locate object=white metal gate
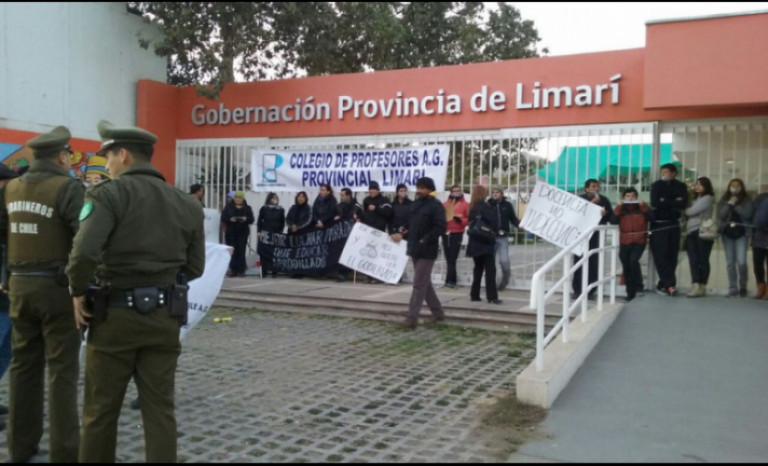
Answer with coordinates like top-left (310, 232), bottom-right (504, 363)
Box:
top-left (175, 118), bottom-right (768, 293)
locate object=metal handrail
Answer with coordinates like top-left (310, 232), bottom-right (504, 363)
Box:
top-left (530, 224), bottom-right (620, 372)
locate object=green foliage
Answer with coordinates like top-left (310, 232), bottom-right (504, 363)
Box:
top-left (129, 2), bottom-right (544, 98)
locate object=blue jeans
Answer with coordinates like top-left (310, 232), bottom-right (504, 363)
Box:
top-left (495, 237), bottom-right (511, 290)
top-left (0, 295), bottom-right (12, 380)
top-left (722, 235), bottom-right (748, 293)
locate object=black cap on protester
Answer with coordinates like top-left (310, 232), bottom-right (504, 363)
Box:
top-left (0, 165), bottom-right (19, 180)
top-left (395, 183), bottom-right (407, 192)
top-left (369, 181), bottom-right (380, 191)
top-left (416, 177), bottom-right (436, 192)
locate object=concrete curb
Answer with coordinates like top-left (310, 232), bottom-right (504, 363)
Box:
top-left (515, 302), bottom-right (625, 408)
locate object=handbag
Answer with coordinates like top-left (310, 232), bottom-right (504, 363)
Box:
top-left (722, 208), bottom-right (746, 240)
top-left (698, 204), bottom-right (718, 241)
top-left (698, 217), bottom-right (718, 241)
top-left (468, 215), bottom-right (496, 243)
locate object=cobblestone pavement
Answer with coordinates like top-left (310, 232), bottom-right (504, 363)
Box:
top-left (0, 308), bottom-right (537, 463)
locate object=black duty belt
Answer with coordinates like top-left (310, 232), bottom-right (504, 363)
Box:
top-left (108, 287), bottom-right (168, 310)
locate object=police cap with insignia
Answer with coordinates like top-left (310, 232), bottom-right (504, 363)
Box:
top-left (96, 120), bottom-right (158, 156)
top-left (26, 126), bottom-right (73, 156)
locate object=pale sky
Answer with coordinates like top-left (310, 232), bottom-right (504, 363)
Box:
top-left (509, 2), bottom-right (768, 56)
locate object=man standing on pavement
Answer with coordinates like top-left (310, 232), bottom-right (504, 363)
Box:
top-left (488, 186), bottom-right (520, 291)
top-left (190, 183), bottom-right (205, 207)
top-left (390, 177), bottom-right (447, 329)
top-left (572, 179), bottom-right (614, 300)
top-left (67, 120), bottom-right (205, 463)
top-left (649, 163), bottom-right (688, 296)
top-left (361, 181), bottom-right (393, 284)
top-left (442, 185), bottom-right (468, 289)
top-left (1, 126), bottom-right (84, 462)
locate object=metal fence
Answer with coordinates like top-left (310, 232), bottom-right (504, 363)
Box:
top-left (175, 117), bottom-right (768, 294)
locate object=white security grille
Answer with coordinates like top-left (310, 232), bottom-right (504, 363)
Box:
top-left (175, 118), bottom-right (768, 292)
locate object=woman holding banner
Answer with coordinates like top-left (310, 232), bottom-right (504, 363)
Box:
top-left (312, 184), bottom-right (338, 229)
top-left (466, 185), bottom-right (502, 304)
top-left (287, 191), bottom-right (313, 278)
top-left (222, 191), bottom-right (255, 277)
top-left (257, 192), bottom-right (285, 277)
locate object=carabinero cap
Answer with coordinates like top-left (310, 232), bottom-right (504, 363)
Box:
top-left (96, 120), bottom-right (157, 155)
top-left (26, 126), bottom-right (72, 153)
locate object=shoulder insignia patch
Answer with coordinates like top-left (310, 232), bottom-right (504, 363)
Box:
top-left (79, 201), bottom-right (94, 222)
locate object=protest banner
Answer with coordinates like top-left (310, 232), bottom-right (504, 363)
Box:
top-left (180, 242), bottom-right (233, 340)
top-left (257, 220), bottom-right (354, 276)
top-left (338, 222), bottom-right (408, 284)
top-left (251, 146), bottom-right (449, 192)
top-left (203, 208), bottom-right (221, 244)
top-left (519, 181), bottom-right (604, 256)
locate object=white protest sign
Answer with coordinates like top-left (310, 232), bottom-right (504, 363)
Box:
top-left (203, 208), bottom-right (221, 244)
top-left (519, 182), bottom-right (604, 256)
top-left (251, 146), bottom-right (449, 192)
top-left (180, 242), bottom-right (233, 340)
top-left (339, 222), bottom-right (408, 284)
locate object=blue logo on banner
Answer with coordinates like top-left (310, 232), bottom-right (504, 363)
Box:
top-left (263, 154), bottom-right (283, 183)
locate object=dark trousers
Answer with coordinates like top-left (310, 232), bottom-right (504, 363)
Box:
top-left (8, 278), bottom-right (80, 463)
top-left (407, 258), bottom-right (444, 322)
top-left (650, 222), bottom-right (681, 289)
top-left (572, 234), bottom-right (600, 297)
top-left (442, 232), bottom-right (464, 285)
top-left (471, 254), bottom-right (498, 301)
top-left (619, 243), bottom-right (646, 299)
top-left (753, 247), bottom-right (768, 283)
top-left (229, 232), bottom-right (249, 274)
top-left (686, 231), bottom-right (714, 284)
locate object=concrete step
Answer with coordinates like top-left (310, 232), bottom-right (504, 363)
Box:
top-left (215, 288), bottom-right (561, 332)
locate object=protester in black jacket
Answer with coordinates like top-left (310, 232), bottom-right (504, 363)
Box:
top-left (361, 181), bottom-right (393, 232)
top-left (572, 179), bottom-right (614, 300)
top-left (221, 191), bottom-right (255, 277)
top-left (389, 183), bottom-right (413, 234)
top-left (334, 188), bottom-right (362, 282)
top-left (286, 192), bottom-right (312, 279)
top-left (360, 181), bottom-right (394, 284)
top-left (467, 185), bottom-right (502, 304)
top-left (312, 184), bottom-right (338, 229)
top-left (390, 177), bottom-right (446, 329)
top-left (488, 187), bottom-right (521, 291)
top-left (335, 188), bottom-right (362, 222)
top-left (649, 163), bottom-right (688, 296)
top-left (257, 192), bottom-right (285, 277)
top-left (286, 192), bottom-right (313, 235)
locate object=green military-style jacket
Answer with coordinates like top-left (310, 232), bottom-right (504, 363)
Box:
top-left (0, 159), bottom-right (84, 273)
top-left (66, 161), bottom-right (205, 295)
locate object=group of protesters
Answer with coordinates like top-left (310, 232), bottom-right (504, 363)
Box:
top-left (583, 162), bottom-right (768, 302)
top-left (219, 181), bottom-right (524, 297)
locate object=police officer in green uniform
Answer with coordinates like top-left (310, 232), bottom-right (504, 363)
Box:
top-left (0, 126), bottom-right (84, 462)
top-left (67, 120), bottom-right (205, 463)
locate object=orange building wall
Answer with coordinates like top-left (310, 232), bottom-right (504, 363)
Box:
top-left (136, 80), bottom-right (180, 185)
top-left (136, 13), bottom-right (768, 183)
top-left (644, 12), bottom-right (768, 109)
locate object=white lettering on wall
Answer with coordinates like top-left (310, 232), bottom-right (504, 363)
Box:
top-left (191, 74), bottom-right (623, 125)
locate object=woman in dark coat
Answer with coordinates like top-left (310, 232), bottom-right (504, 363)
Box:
top-left (286, 191), bottom-right (312, 278)
top-left (312, 184), bottom-right (338, 229)
top-left (466, 185), bottom-right (502, 304)
top-left (221, 191), bottom-right (255, 277)
top-left (257, 192), bottom-right (285, 277)
top-left (286, 191), bottom-right (313, 235)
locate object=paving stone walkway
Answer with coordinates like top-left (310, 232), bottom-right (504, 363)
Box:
top-left (0, 308), bottom-right (536, 463)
